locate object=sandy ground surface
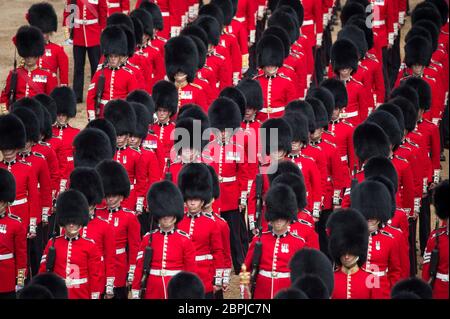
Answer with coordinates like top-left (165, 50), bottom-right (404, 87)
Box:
top-left (0, 0), bottom-right (447, 298)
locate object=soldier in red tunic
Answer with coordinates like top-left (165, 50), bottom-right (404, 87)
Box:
top-left (0, 169), bottom-right (27, 299)
top-left (95, 160), bottom-right (141, 299)
top-left (131, 181), bottom-right (197, 299)
top-left (0, 26), bottom-right (57, 109)
top-left (177, 163), bottom-right (225, 298)
top-left (328, 208), bottom-right (374, 299)
top-left (106, 0), bottom-right (130, 16)
top-left (244, 184), bottom-right (306, 299)
top-left (69, 167), bottom-right (116, 299)
top-left (422, 179), bottom-right (449, 299)
top-left (351, 180), bottom-right (403, 299)
top-left (0, 114), bottom-right (40, 240)
top-left (27, 3), bottom-right (69, 86)
top-left (50, 87), bottom-right (80, 195)
top-left (39, 190), bottom-right (104, 299)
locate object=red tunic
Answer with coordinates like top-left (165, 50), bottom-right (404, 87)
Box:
top-left (176, 82), bottom-right (208, 113)
top-left (339, 77), bottom-right (368, 125)
top-left (131, 228), bottom-right (197, 299)
top-left (0, 212), bottom-right (27, 293)
top-left (332, 267), bottom-right (375, 299)
top-left (32, 141), bottom-right (60, 202)
top-left (289, 219), bottom-right (319, 249)
top-left (38, 41), bottom-right (69, 86)
top-left (205, 49), bottom-right (232, 92)
top-left (244, 231), bottom-right (306, 299)
top-left (39, 235), bottom-right (104, 299)
top-left (137, 146), bottom-right (161, 210)
top-left (177, 212), bottom-right (225, 293)
top-left (150, 121), bottom-right (175, 161)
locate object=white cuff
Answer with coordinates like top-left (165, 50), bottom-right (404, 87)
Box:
top-left (91, 292), bottom-right (100, 299)
top-left (88, 110), bottom-right (95, 121)
top-left (399, 12), bottom-right (405, 25)
top-left (414, 198), bottom-right (421, 214)
top-left (388, 32), bottom-right (395, 46)
top-left (136, 197), bottom-right (144, 213)
top-left (433, 170), bottom-right (441, 184)
top-left (131, 289), bottom-right (140, 299)
top-left (316, 33), bottom-right (323, 46)
top-left (250, 30), bottom-right (256, 44)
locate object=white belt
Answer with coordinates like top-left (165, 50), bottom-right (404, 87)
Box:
top-left (161, 11), bottom-right (170, 17)
top-left (302, 19), bottom-right (314, 26)
top-left (0, 253), bottom-right (14, 261)
top-left (219, 176), bottom-right (237, 183)
top-left (195, 254), bottom-right (213, 261)
top-left (259, 270), bottom-right (290, 279)
top-left (149, 269), bottom-right (181, 276)
top-left (370, 270), bottom-right (388, 277)
top-left (436, 273), bottom-right (449, 282)
top-left (261, 106), bottom-right (285, 114)
top-left (11, 198), bottom-right (27, 206)
top-left (66, 278), bottom-right (88, 286)
top-left (74, 18), bottom-right (99, 25)
top-left (100, 99), bottom-right (110, 105)
top-left (116, 248), bottom-right (126, 255)
top-left (373, 20), bottom-right (386, 27)
top-left (107, 3), bottom-right (120, 8)
top-left (339, 111), bottom-right (358, 119)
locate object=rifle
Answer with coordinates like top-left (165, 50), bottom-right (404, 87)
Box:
top-left (428, 218), bottom-right (440, 288)
top-left (139, 215), bottom-right (154, 299)
top-left (46, 209), bottom-right (59, 272)
top-left (94, 64), bottom-right (106, 118)
top-left (8, 50), bottom-right (18, 106)
top-left (164, 158), bottom-right (172, 181)
top-left (250, 173), bottom-right (263, 299)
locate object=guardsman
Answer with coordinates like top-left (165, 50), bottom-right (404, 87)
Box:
top-left (95, 160), bottom-right (141, 299)
top-left (253, 35), bottom-right (297, 121)
top-left (243, 184), bottom-right (306, 299)
top-left (177, 163), bottom-right (225, 299)
top-left (228, 0), bottom-right (250, 75)
top-left (27, 2), bottom-right (69, 86)
top-left (86, 26), bottom-right (139, 120)
top-left (165, 36), bottom-right (208, 111)
top-left (321, 79), bottom-right (356, 173)
top-left (104, 100), bottom-right (145, 212)
top-left (128, 102), bottom-right (161, 221)
top-left (106, 0), bottom-right (130, 16)
top-left (283, 113), bottom-right (322, 218)
top-left (422, 180), bottom-right (449, 299)
top-left (327, 208), bottom-right (374, 299)
top-left (138, 1), bottom-right (167, 55)
top-left (204, 164), bottom-right (233, 297)
top-left (203, 98), bottom-right (250, 274)
top-left (0, 26), bottom-right (57, 109)
top-left (195, 15), bottom-right (233, 92)
top-left (39, 190), bottom-right (104, 299)
top-left (351, 180), bottom-right (402, 299)
top-left (150, 80), bottom-right (177, 162)
top-left (12, 108), bottom-right (51, 276)
top-left (330, 39), bottom-right (369, 125)
top-left (69, 168), bottom-right (116, 299)
top-left (0, 169), bottom-right (27, 299)
top-left (63, 0), bottom-right (107, 103)
top-left (271, 173), bottom-right (319, 249)
top-left (50, 87), bottom-right (80, 195)
top-left (0, 114), bottom-right (40, 239)
top-left (131, 181), bottom-right (197, 299)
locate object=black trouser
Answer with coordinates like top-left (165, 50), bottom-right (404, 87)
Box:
top-left (29, 224), bottom-right (44, 276)
top-left (113, 287), bottom-right (128, 299)
top-left (311, 46), bottom-right (324, 89)
top-left (419, 195), bottom-right (431, 256)
top-left (0, 291), bottom-right (16, 299)
top-left (388, 30), bottom-right (401, 89)
top-left (316, 209), bottom-right (333, 261)
top-left (408, 218), bottom-right (417, 277)
top-left (322, 26), bottom-right (333, 73)
top-left (382, 47), bottom-right (391, 99)
top-left (440, 102), bottom-right (449, 152)
top-left (214, 290), bottom-right (224, 299)
top-left (221, 210), bottom-right (248, 275)
top-left (73, 45), bottom-right (101, 102)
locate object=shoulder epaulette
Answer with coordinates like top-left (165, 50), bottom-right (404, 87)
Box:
top-left (149, 229), bottom-right (158, 235)
top-left (366, 53), bottom-right (379, 62)
top-left (96, 215), bottom-right (109, 223)
top-left (38, 141), bottom-right (51, 147)
top-left (203, 65), bottom-right (213, 72)
top-left (300, 154), bottom-right (315, 161)
top-left (351, 78), bottom-right (363, 86)
top-left (299, 219), bottom-right (313, 227)
top-left (213, 52), bottom-right (225, 60)
top-left (290, 51), bottom-right (301, 59)
top-left (428, 65), bottom-right (438, 72)
top-left (18, 160), bottom-right (31, 166)
top-left (342, 120), bottom-right (354, 127)
top-left (399, 144), bottom-right (412, 151)
top-left (176, 229), bottom-right (190, 238)
top-left (32, 152), bottom-right (45, 159)
top-left (406, 140), bottom-right (419, 148)
top-left (290, 232), bottom-right (306, 242)
top-left (7, 213), bottom-right (22, 223)
top-left (380, 230), bottom-right (394, 238)
top-left (123, 208), bottom-right (136, 215)
top-left (431, 59), bottom-right (443, 68)
top-left (122, 66), bottom-right (134, 74)
top-left (129, 146), bottom-right (141, 154)
top-left (432, 229), bottom-right (448, 239)
top-left (424, 119), bottom-right (436, 125)
top-left (156, 36), bottom-right (167, 43)
top-left (359, 63), bottom-right (368, 71)
top-left (214, 213), bottom-right (226, 222)
top-left (394, 155), bottom-right (408, 163)
top-left (278, 73), bottom-right (292, 81)
top-left (323, 139), bottom-right (337, 148)
top-left (386, 224), bottom-right (402, 233)
top-left (202, 212), bottom-right (214, 220)
top-left (142, 145), bottom-right (156, 152)
top-left (309, 143), bottom-right (321, 150)
top-left (424, 75), bottom-right (436, 82)
top-left (81, 237), bottom-right (95, 244)
top-left (190, 82), bottom-right (203, 90)
top-left (282, 64), bottom-right (295, 71)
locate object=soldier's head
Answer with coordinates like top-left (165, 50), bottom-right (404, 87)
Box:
top-left (257, 35), bottom-right (284, 76)
top-left (27, 2), bottom-right (58, 40)
top-left (147, 181), bottom-right (185, 230)
top-left (0, 168), bottom-right (16, 213)
top-left (236, 79), bottom-right (263, 121)
top-left (104, 100), bottom-right (137, 148)
top-left (11, 107), bottom-right (40, 152)
top-left (261, 118), bottom-right (293, 160)
top-left (331, 39), bottom-right (359, 79)
top-left (50, 86), bottom-right (77, 123)
top-left (265, 184), bottom-right (298, 233)
top-left (96, 160), bottom-right (131, 208)
top-left (283, 112), bottom-right (309, 153)
top-left (101, 26), bottom-right (128, 68)
top-left (307, 97), bottom-right (328, 142)
top-left (320, 77), bottom-right (349, 120)
top-left (152, 81), bottom-right (178, 122)
top-left (14, 25), bottom-right (45, 66)
top-left (405, 36), bottom-right (432, 75)
top-left (0, 114), bottom-right (26, 160)
top-left (70, 167), bottom-right (105, 215)
top-left (433, 179), bottom-right (449, 221)
top-left (129, 102), bottom-right (152, 147)
top-left (56, 190), bottom-right (90, 237)
top-left (174, 117), bottom-right (209, 163)
top-left (208, 97), bottom-right (242, 141)
top-left (178, 163), bottom-right (213, 213)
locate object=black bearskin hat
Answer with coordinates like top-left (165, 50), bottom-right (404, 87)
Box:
top-left (340, 2), bottom-right (365, 26)
top-left (174, 117), bottom-right (209, 153)
top-left (195, 15), bottom-right (221, 46)
top-left (391, 278), bottom-right (433, 299)
top-left (70, 167), bottom-right (104, 206)
top-left (401, 78), bottom-right (431, 111)
top-left (56, 190), bottom-right (89, 227)
top-left (367, 110), bottom-right (402, 148)
top-left (404, 36), bottom-right (432, 67)
top-left (27, 2), bottom-right (58, 33)
top-left (377, 103), bottom-right (405, 135)
top-left (277, 0), bottom-right (304, 27)
top-left (0, 114), bottom-right (26, 150)
top-left (320, 78), bottom-right (348, 109)
top-left (127, 90), bottom-right (155, 116)
top-left (34, 94), bottom-right (57, 124)
top-left (208, 97), bottom-right (242, 131)
top-left (96, 159), bottom-right (130, 198)
top-left (364, 156), bottom-right (398, 193)
top-left (0, 168), bottom-right (16, 203)
top-left (152, 80), bottom-right (178, 115)
top-left (100, 25), bottom-right (128, 57)
top-left (147, 181), bottom-right (184, 223)
top-left (307, 97), bottom-right (329, 129)
top-left (236, 79), bottom-right (263, 111)
top-left (265, 184), bottom-right (298, 222)
top-left (167, 272), bottom-right (205, 299)
top-left (331, 39), bottom-right (359, 74)
top-left (104, 99), bottom-right (137, 136)
top-left (338, 24), bottom-right (368, 59)
top-left (130, 102), bottom-right (152, 139)
top-left (433, 179), bottom-right (449, 220)
top-left (390, 85), bottom-right (420, 112)
top-left (165, 36), bottom-right (199, 83)
top-left (285, 100), bottom-right (316, 133)
top-left (130, 8), bottom-right (154, 37)
top-left (50, 86), bottom-right (77, 118)
top-left (139, 1), bottom-right (164, 31)
top-left (219, 87), bottom-right (247, 118)
top-left (261, 118), bottom-right (293, 155)
top-left (307, 87), bottom-right (335, 121)
top-left (86, 119), bottom-right (117, 156)
top-left (73, 128), bottom-right (113, 168)
top-left (11, 107), bottom-right (40, 143)
top-left (271, 173), bottom-right (307, 211)
top-left (263, 26), bottom-right (291, 58)
top-left (15, 25), bottom-right (44, 58)
top-left (351, 180), bottom-right (393, 223)
top-left (353, 122), bottom-right (390, 162)
top-left (178, 163), bottom-right (213, 203)
top-left (283, 112), bottom-right (309, 145)
top-left (390, 96), bottom-right (418, 133)
top-left (205, 164), bottom-right (220, 200)
top-left (257, 35), bottom-right (285, 68)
